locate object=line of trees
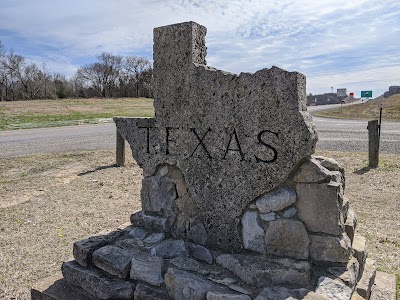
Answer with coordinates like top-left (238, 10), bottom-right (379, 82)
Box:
top-left (0, 41), bottom-right (153, 101)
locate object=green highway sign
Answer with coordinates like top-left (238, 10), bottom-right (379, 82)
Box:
top-left (361, 91), bottom-right (372, 98)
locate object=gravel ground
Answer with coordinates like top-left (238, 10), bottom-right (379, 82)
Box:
top-left (0, 149), bottom-right (398, 299)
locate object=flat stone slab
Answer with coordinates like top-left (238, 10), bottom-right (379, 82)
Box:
top-left (61, 260), bottom-right (134, 300)
top-left (92, 245), bottom-right (140, 279)
top-left (370, 271), bottom-right (396, 300)
top-left (164, 267), bottom-right (231, 300)
top-left (216, 253), bottom-right (310, 287)
top-left (31, 273), bottom-right (97, 300)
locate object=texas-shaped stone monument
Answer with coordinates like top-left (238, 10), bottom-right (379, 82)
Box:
top-left (115, 21), bottom-right (317, 252)
top-left (34, 21), bottom-right (383, 300)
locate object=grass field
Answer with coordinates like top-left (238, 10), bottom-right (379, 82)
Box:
top-left (314, 94), bottom-right (400, 120)
top-left (0, 98), bottom-right (154, 130)
top-left (0, 149), bottom-right (399, 299)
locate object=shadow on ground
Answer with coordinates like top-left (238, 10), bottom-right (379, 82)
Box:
top-left (78, 164), bottom-right (120, 176)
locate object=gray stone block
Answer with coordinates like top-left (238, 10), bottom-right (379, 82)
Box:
top-left (73, 231), bottom-right (122, 267)
top-left (259, 212), bottom-right (277, 222)
top-left (144, 232), bottom-right (165, 245)
top-left (207, 292), bottom-right (251, 300)
top-left (216, 254), bottom-right (310, 288)
top-left (187, 222), bottom-right (208, 245)
top-left (61, 260), bottom-right (134, 300)
top-left (255, 186), bottom-right (297, 213)
top-left (241, 210), bottom-right (265, 254)
top-left (352, 234), bottom-right (367, 278)
top-left (130, 251), bottom-right (165, 286)
top-left (296, 182), bottom-right (344, 235)
top-left (164, 268), bottom-right (228, 300)
top-left (356, 258), bottom-right (376, 299)
top-left (255, 287), bottom-right (297, 300)
top-left (134, 282), bottom-right (170, 300)
top-left (282, 207), bottom-right (297, 218)
top-left (344, 208), bottom-right (357, 243)
top-left (327, 257), bottom-right (360, 289)
top-left (92, 245), bottom-right (141, 279)
top-left (170, 256), bottom-right (209, 275)
top-left (131, 211), bottom-right (169, 232)
top-left (315, 276), bottom-right (352, 300)
top-left (302, 291), bottom-right (331, 299)
top-left (141, 175), bottom-right (177, 216)
top-left (188, 242), bottom-right (213, 264)
top-left (314, 156), bottom-right (343, 172)
top-left (127, 227), bottom-right (148, 240)
top-left (293, 158), bottom-right (332, 183)
top-left (309, 234), bottom-right (352, 263)
top-left (370, 271), bottom-right (396, 300)
top-left (264, 219), bottom-right (310, 259)
top-left (151, 239), bottom-right (189, 258)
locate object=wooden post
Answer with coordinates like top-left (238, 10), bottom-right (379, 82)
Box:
top-left (368, 120), bottom-right (379, 167)
top-left (116, 129), bottom-right (125, 167)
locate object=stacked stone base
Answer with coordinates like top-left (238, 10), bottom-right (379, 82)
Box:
top-left (39, 223), bottom-right (376, 300)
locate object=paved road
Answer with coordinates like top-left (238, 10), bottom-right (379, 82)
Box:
top-left (1, 117), bottom-right (400, 158)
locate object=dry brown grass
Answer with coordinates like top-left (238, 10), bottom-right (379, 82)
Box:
top-left (0, 98), bottom-right (154, 130)
top-left (314, 94), bottom-right (400, 120)
top-left (0, 149), bottom-right (399, 299)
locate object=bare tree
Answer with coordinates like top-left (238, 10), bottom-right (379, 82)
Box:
top-left (123, 56), bottom-right (152, 97)
top-left (76, 52), bottom-right (123, 97)
top-left (0, 41), bottom-right (6, 101)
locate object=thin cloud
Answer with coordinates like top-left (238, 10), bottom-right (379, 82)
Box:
top-left (0, 0), bottom-right (399, 96)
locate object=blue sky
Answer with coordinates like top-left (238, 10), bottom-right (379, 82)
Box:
top-left (0, 0), bottom-right (399, 97)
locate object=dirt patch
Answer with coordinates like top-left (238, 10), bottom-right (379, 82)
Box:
top-left (0, 149), bottom-right (399, 299)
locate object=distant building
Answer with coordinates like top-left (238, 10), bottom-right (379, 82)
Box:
top-left (307, 92), bottom-right (346, 106)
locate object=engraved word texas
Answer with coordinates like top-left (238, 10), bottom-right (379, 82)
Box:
top-left (139, 126), bottom-right (279, 163)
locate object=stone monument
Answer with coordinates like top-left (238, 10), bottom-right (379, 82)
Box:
top-left (32, 22), bottom-right (385, 300)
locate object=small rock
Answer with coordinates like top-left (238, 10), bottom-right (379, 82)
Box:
top-left (264, 219), bottom-right (309, 260)
top-left (92, 245), bottom-right (140, 279)
top-left (282, 207), bottom-right (297, 218)
top-left (315, 276), bottom-right (352, 300)
top-left (309, 234), bottom-right (351, 263)
top-left (169, 256), bottom-right (210, 275)
top-left (207, 291), bottom-right (251, 300)
top-left (141, 175), bottom-right (177, 216)
top-left (164, 268), bottom-right (228, 300)
top-left (188, 242), bottom-right (213, 264)
top-left (134, 282), bottom-right (170, 300)
top-left (187, 222), bottom-right (208, 245)
top-left (226, 284), bottom-right (253, 295)
top-left (255, 287), bottom-right (297, 300)
top-left (314, 156), bottom-right (343, 172)
top-left (256, 186), bottom-right (297, 213)
top-left (127, 227), bottom-right (148, 240)
top-left (208, 277), bottom-right (237, 285)
top-left (328, 257), bottom-right (360, 289)
top-left (352, 235), bottom-right (367, 276)
top-left (293, 158), bottom-right (332, 183)
top-left (344, 208), bottom-right (357, 243)
top-left (131, 211), bottom-right (169, 232)
top-left (130, 251), bottom-right (165, 286)
top-left (259, 212), bottom-right (276, 222)
top-left (144, 232), bottom-right (165, 244)
top-left (241, 211), bottom-right (265, 254)
top-left (151, 239), bottom-right (189, 258)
